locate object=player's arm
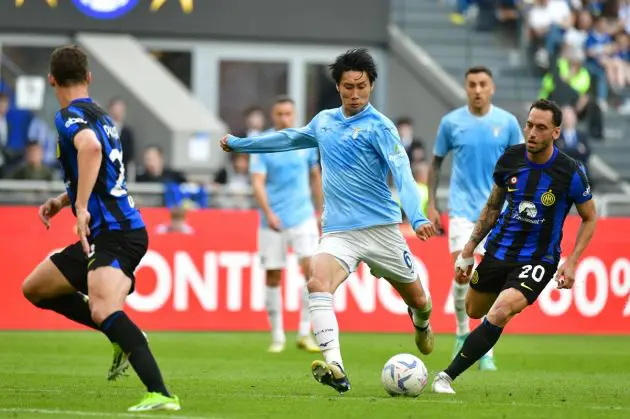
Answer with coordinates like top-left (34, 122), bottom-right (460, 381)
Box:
top-left (73, 129), bottom-right (103, 212)
top-left (373, 124), bottom-right (434, 240)
top-left (461, 185), bottom-right (507, 257)
top-left (557, 165), bottom-right (597, 289)
top-left (427, 118), bottom-right (451, 229)
top-left (309, 151), bottom-right (324, 215)
top-left (250, 155), bottom-right (281, 231)
top-left (222, 122), bottom-right (318, 154)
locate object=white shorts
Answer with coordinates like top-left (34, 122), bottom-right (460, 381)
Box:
top-left (317, 224), bottom-right (417, 284)
top-left (448, 217), bottom-right (487, 255)
top-left (258, 217), bottom-right (319, 269)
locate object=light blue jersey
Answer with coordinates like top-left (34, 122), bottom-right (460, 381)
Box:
top-left (227, 104), bottom-right (429, 234)
top-left (250, 143), bottom-right (319, 229)
top-left (434, 105), bottom-right (523, 222)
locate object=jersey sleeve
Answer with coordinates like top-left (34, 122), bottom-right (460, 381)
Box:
top-left (308, 149), bottom-right (320, 169)
top-left (372, 121), bottom-right (429, 230)
top-left (56, 108), bottom-right (92, 145)
top-left (227, 113), bottom-right (320, 153)
top-left (569, 162), bottom-right (592, 204)
top-left (433, 117), bottom-right (452, 157)
top-left (249, 154), bottom-right (267, 175)
top-left (508, 115), bottom-right (524, 146)
top-left (492, 151), bottom-right (513, 187)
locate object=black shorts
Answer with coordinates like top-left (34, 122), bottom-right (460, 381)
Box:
top-left (470, 255), bottom-right (558, 305)
top-left (50, 228), bottom-right (148, 295)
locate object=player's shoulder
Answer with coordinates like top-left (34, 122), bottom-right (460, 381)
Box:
top-left (553, 148), bottom-right (586, 176)
top-left (366, 105), bottom-right (396, 130)
top-left (490, 106), bottom-right (520, 123)
top-left (440, 106), bottom-right (468, 124)
top-left (498, 143), bottom-right (526, 166)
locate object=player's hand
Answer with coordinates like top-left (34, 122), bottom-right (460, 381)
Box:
top-left (427, 205), bottom-right (442, 233)
top-left (76, 209), bottom-right (92, 255)
top-left (267, 212), bottom-right (282, 232)
top-left (415, 222), bottom-right (436, 242)
top-left (556, 258), bottom-right (577, 289)
top-left (219, 135), bottom-right (232, 152)
top-left (38, 197), bottom-right (64, 229)
top-left (454, 250), bottom-right (475, 282)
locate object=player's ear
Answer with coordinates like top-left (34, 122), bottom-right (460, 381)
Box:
top-left (47, 73), bottom-right (56, 87)
top-left (335, 84), bottom-right (340, 93)
top-left (552, 127), bottom-right (561, 140)
top-left (87, 72), bottom-right (93, 85)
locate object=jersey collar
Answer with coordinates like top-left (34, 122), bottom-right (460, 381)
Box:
top-left (70, 97), bottom-right (93, 105)
top-left (337, 103), bottom-right (372, 122)
top-left (526, 145), bottom-right (558, 168)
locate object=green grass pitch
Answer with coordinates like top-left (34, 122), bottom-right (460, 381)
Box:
top-left (1, 332), bottom-right (629, 418)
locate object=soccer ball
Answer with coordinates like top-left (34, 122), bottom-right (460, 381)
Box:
top-left (381, 353), bottom-right (428, 397)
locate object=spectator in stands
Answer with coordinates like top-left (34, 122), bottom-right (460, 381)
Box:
top-left (214, 153), bottom-right (252, 209)
top-left (108, 97), bottom-right (136, 179)
top-left (564, 10), bottom-right (593, 60)
top-left (613, 32), bottom-right (630, 112)
top-left (618, 0), bottom-right (630, 34)
top-left (27, 116), bottom-right (58, 169)
top-left (9, 140), bottom-right (54, 181)
top-left (240, 106), bottom-right (266, 138)
top-left (557, 106), bottom-right (591, 174)
top-left (156, 207), bottom-right (195, 235)
top-left (528, 0), bottom-right (572, 68)
top-left (585, 16), bottom-right (617, 110)
top-left (0, 93), bottom-right (9, 177)
top-left (136, 144), bottom-right (186, 183)
top-left (396, 117), bottom-right (426, 164)
top-left (539, 46), bottom-right (591, 115)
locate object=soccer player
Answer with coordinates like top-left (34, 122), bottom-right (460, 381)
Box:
top-left (221, 48), bottom-right (436, 394)
top-left (250, 96), bottom-right (322, 353)
top-left (20, 45), bottom-right (180, 412)
top-left (427, 66), bottom-right (523, 371)
top-left (432, 99), bottom-right (597, 394)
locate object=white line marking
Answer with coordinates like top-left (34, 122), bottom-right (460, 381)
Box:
top-left (0, 408), bottom-right (220, 419)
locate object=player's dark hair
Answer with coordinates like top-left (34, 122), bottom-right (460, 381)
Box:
top-left (273, 95), bottom-right (294, 106)
top-left (49, 45), bottom-right (89, 87)
top-left (465, 66), bottom-right (493, 79)
top-left (530, 99), bottom-right (563, 127)
top-left (329, 48), bottom-right (378, 84)
top-left (144, 144), bottom-right (164, 155)
top-left (396, 116), bottom-right (413, 127)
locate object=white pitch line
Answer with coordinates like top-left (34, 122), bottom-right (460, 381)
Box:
top-left (0, 408), bottom-right (221, 419)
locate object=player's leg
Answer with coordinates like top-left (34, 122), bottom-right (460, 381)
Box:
top-left (307, 232), bottom-right (357, 393)
top-left (88, 230), bottom-right (179, 411)
top-left (22, 243), bottom-right (99, 331)
top-left (291, 217), bottom-right (320, 353)
top-left (433, 259), bottom-right (556, 393)
top-left (259, 227), bottom-right (287, 353)
top-left (447, 218), bottom-right (472, 359)
top-left (363, 225), bottom-right (434, 355)
top-left (433, 288), bottom-right (527, 394)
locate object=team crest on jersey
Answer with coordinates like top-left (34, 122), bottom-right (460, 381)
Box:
top-left (352, 127), bottom-right (361, 140)
top-left (541, 190), bottom-right (555, 207)
top-left (493, 126), bottom-right (501, 138)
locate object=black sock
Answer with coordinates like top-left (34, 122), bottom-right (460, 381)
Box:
top-left (445, 318), bottom-right (503, 381)
top-left (35, 293), bottom-right (102, 333)
top-left (101, 311), bottom-right (170, 397)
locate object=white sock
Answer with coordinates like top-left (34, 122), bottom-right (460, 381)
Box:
top-left (409, 292), bottom-right (432, 329)
top-left (453, 281), bottom-right (470, 336)
top-left (298, 286), bottom-right (311, 337)
top-left (265, 285), bottom-right (285, 343)
top-left (309, 292), bottom-right (343, 369)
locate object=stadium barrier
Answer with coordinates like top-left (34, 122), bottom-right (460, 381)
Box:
top-left (0, 207), bottom-right (628, 334)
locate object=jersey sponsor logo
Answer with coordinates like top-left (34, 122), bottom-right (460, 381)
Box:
top-left (513, 201), bottom-right (545, 225)
top-left (70, 0), bottom-right (139, 20)
top-left (65, 117), bottom-right (87, 128)
top-left (104, 125), bottom-right (120, 140)
top-left (541, 190), bottom-right (556, 207)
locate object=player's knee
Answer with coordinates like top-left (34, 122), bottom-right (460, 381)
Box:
top-left (21, 279), bottom-right (41, 305)
top-left (486, 303), bottom-right (514, 326)
top-left (405, 293), bottom-right (427, 310)
top-left (89, 301), bottom-right (116, 326)
top-left (265, 270), bottom-right (282, 286)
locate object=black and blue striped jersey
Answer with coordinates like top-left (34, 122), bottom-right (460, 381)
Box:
top-left (54, 97), bottom-right (144, 237)
top-left (485, 144), bottom-right (592, 264)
